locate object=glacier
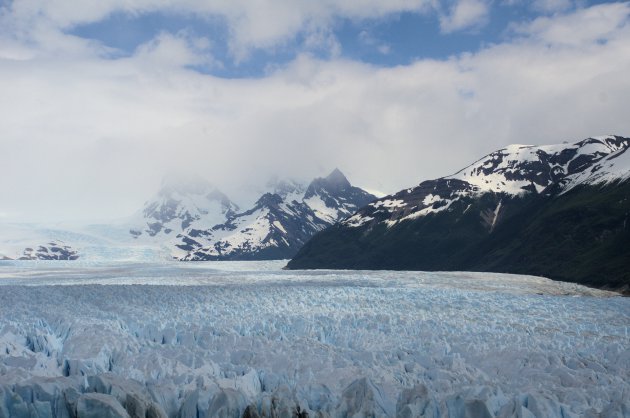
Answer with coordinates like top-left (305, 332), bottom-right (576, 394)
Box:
top-left (0, 260), bottom-right (628, 418)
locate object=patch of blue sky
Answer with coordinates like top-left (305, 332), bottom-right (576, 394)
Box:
top-left (67, 1), bottom-right (615, 78)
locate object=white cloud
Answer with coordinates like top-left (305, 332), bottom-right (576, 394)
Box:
top-left (512, 2), bottom-right (630, 46)
top-left (0, 3), bottom-right (629, 221)
top-left (302, 27), bottom-right (342, 58)
top-left (1, 0), bottom-right (434, 60)
top-left (134, 31), bottom-right (215, 68)
top-left (358, 30), bottom-right (391, 55)
top-left (439, 0), bottom-right (490, 33)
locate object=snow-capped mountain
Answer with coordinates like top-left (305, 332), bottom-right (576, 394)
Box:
top-left (130, 174), bottom-right (239, 238)
top-left (182, 169), bottom-right (376, 260)
top-left (341, 135), bottom-right (630, 229)
top-left (128, 174), bottom-right (240, 257)
top-left (288, 136), bottom-right (630, 291)
top-left (0, 222), bottom-right (89, 261)
top-left (0, 170), bottom-right (374, 262)
top-left (125, 170), bottom-right (375, 261)
top-left (448, 135), bottom-right (630, 194)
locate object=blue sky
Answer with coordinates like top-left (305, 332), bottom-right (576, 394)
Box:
top-left (66, 0), bottom-right (613, 77)
top-left (0, 0), bottom-right (629, 220)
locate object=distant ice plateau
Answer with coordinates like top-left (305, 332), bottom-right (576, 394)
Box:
top-left (0, 261), bottom-right (628, 418)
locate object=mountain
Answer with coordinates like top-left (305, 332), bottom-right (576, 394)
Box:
top-left (18, 241), bottom-right (79, 260)
top-left (181, 169), bottom-right (376, 260)
top-left (128, 174), bottom-right (240, 258)
top-left (0, 170), bottom-right (374, 262)
top-left (287, 135), bottom-right (630, 292)
top-left (127, 170), bottom-right (376, 261)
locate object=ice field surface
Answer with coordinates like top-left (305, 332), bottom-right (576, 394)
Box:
top-left (0, 260), bottom-right (628, 418)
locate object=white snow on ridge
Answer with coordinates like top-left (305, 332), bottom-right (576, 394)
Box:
top-left (389, 198), bottom-right (455, 226)
top-left (447, 135), bottom-right (629, 196)
top-left (371, 199), bottom-right (407, 210)
top-left (345, 213), bottom-right (374, 227)
top-left (347, 136), bottom-right (630, 228)
top-left (0, 261), bottom-right (626, 418)
top-left (562, 145), bottom-right (630, 192)
top-left (422, 194), bottom-right (441, 206)
top-left (447, 144), bottom-right (540, 195)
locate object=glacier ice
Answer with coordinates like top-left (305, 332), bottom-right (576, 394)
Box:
top-left (0, 260), bottom-right (628, 417)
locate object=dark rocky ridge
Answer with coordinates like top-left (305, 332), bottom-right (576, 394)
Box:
top-left (288, 136), bottom-right (630, 292)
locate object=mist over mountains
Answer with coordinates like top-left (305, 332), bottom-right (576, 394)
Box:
top-left (129, 169), bottom-right (376, 260)
top-left (2, 135), bottom-right (630, 291)
top-left (0, 169), bottom-right (376, 262)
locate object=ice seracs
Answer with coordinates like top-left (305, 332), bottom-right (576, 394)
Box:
top-left (0, 262), bottom-right (627, 418)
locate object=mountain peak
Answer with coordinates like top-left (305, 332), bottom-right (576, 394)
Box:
top-left (324, 168), bottom-right (351, 188)
top-left (325, 168), bottom-right (350, 186)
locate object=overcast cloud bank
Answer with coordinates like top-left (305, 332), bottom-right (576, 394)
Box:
top-left (0, 0), bottom-right (629, 221)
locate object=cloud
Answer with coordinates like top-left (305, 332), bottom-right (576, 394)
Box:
top-left (358, 30), bottom-right (391, 55)
top-left (511, 2), bottom-right (630, 46)
top-left (302, 26), bottom-right (342, 59)
top-left (1, 0), bottom-right (434, 60)
top-left (134, 31), bottom-right (215, 67)
top-left (0, 3), bottom-right (629, 221)
top-left (439, 0), bottom-right (490, 33)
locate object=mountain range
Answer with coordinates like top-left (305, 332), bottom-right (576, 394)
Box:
top-left (2, 135), bottom-right (629, 292)
top-left (129, 169), bottom-right (376, 260)
top-left (287, 135), bottom-right (630, 292)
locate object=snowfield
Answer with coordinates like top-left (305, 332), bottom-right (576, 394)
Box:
top-left (0, 261), bottom-right (628, 418)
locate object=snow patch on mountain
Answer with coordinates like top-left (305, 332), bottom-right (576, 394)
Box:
top-left (129, 174), bottom-right (238, 247)
top-left (303, 195), bottom-right (340, 223)
top-left (183, 170), bottom-right (376, 260)
top-left (562, 142), bottom-right (630, 191)
top-left (448, 135), bottom-right (629, 196)
top-left (344, 135), bottom-right (630, 228)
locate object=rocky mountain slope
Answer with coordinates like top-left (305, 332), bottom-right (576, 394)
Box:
top-left (130, 170), bottom-right (376, 261)
top-left (127, 174), bottom-right (239, 258)
top-left (17, 241), bottom-right (79, 260)
top-left (287, 136), bottom-right (630, 291)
